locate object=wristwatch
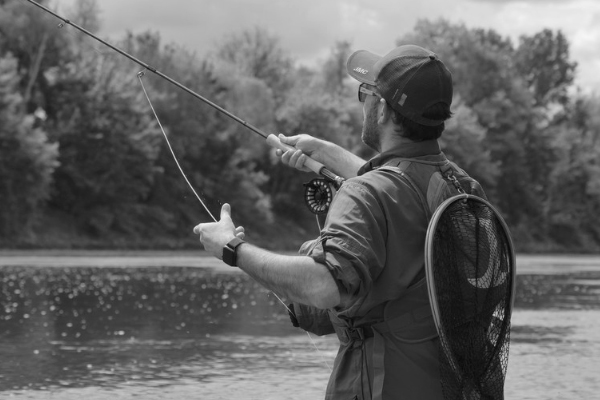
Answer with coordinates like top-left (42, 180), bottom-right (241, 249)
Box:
top-left (222, 237), bottom-right (245, 267)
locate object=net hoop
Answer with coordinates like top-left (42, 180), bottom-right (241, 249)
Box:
top-left (424, 193), bottom-right (516, 398)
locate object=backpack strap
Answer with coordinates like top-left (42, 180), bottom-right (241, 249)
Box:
top-left (377, 164), bottom-right (434, 221)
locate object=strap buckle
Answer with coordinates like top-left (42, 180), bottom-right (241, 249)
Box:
top-left (446, 171), bottom-right (465, 194)
top-left (340, 326), bottom-right (373, 344)
top-left (347, 327), bottom-right (365, 342)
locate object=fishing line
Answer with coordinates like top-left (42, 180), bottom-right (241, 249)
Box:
top-left (137, 70), bottom-right (217, 222)
top-left (24, 0), bottom-right (345, 190)
top-left (270, 292), bottom-right (332, 371)
top-left (55, 9), bottom-right (216, 221)
top-left (27, 0), bottom-right (334, 371)
top-left (139, 70), bottom-right (331, 371)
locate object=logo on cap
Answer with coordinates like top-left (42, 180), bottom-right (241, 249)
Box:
top-left (353, 67), bottom-right (368, 75)
top-left (398, 93), bottom-right (407, 106)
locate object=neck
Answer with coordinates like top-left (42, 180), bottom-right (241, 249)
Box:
top-left (379, 131), bottom-right (419, 153)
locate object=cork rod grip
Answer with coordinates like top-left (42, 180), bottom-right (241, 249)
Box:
top-left (265, 134), bottom-right (325, 174)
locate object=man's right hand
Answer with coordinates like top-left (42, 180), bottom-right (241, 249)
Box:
top-left (276, 133), bottom-right (364, 180)
top-left (276, 134), bottom-right (324, 172)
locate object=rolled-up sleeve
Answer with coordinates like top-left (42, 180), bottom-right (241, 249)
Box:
top-left (305, 179), bottom-right (387, 315)
top-left (293, 303), bottom-right (335, 336)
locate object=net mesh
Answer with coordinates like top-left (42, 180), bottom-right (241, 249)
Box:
top-left (431, 197), bottom-right (514, 400)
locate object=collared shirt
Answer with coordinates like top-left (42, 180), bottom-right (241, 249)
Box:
top-left (357, 139), bottom-right (442, 175)
top-left (305, 140), bottom-right (447, 321)
top-left (297, 139), bottom-right (484, 400)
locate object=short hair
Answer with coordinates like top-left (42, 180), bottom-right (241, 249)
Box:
top-left (391, 102), bottom-right (453, 141)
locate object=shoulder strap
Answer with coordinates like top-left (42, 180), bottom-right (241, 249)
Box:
top-left (377, 163), bottom-right (434, 220)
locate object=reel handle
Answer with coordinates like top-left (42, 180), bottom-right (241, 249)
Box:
top-left (266, 134), bottom-right (344, 188)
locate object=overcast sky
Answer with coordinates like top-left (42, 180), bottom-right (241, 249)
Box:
top-left (53, 0), bottom-right (600, 94)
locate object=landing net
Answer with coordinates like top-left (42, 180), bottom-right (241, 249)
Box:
top-left (425, 194), bottom-right (516, 400)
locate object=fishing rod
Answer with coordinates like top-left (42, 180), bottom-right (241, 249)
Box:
top-left (24, 0), bottom-right (337, 371)
top-left (24, 0), bottom-right (345, 190)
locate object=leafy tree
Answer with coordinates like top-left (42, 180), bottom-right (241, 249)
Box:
top-left (0, 53), bottom-right (59, 240)
top-left (514, 29), bottom-right (577, 108)
top-left (69, 0), bottom-right (101, 35)
top-left (205, 27), bottom-right (335, 239)
top-left (321, 40), bottom-right (353, 97)
top-left (1, 0), bottom-right (595, 253)
top-left (212, 26), bottom-right (294, 103)
top-left (260, 40), bottom-right (372, 232)
top-left (440, 95), bottom-right (499, 189)
top-left (46, 42), bottom-right (163, 240)
top-left (190, 60), bottom-right (277, 229)
top-left (117, 32), bottom-right (278, 238)
top-left (0, 0), bottom-right (72, 110)
top-left (397, 20), bottom-right (581, 249)
top-left (543, 95), bottom-right (600, 250)
top-left (316, 40), bottom-right (369, 157)
top-left (400, 20), bottom-right (515, 107)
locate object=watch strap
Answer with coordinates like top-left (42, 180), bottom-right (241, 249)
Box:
top-left (222, 237), bottom-right (245, 266)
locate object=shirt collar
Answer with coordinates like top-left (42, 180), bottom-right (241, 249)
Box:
top-left (358, 140), bottom-right (442, 175)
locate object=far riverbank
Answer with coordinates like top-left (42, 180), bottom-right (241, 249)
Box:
top-left (1, 250), bottom-right (600, 274)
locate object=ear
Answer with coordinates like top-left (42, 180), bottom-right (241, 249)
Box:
top-left (377, 99), bottom-right (392, 125)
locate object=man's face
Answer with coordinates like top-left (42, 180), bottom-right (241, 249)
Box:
top-left (358, 84), bottom-right (383, 151)
top-left (361, 94), bottom-right (382, 152)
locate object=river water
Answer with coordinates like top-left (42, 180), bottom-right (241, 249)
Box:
top-left (0, 253), bottom-right (599, 399)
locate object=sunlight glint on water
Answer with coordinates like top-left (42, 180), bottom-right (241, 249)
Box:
top-left (1, 256), bottom-right (600, 399)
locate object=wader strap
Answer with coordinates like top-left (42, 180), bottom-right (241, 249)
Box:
top-left (359, 158), bottom-right (449, 399)
top-left (336, 325), bottom-right (374, 344)
top-left (334, 303), bottom-right (437, 400)
top-left (378, 166), bottom-right (432, 221)
top-left (371, 328), bottom-right (386, 400)
top-left (370, 304), bottom-right (437, 400)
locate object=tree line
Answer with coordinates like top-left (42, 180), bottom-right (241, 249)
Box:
top-left (1, 0), bottom-right (599, 252)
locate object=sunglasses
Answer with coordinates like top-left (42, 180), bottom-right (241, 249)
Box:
top-left (358, 83), bottom-right (381, 102)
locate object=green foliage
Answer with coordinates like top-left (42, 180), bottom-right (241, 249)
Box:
top-left (1, 1), bottom-right (599, 252)
top-left (147, 44), bottom-right (277, 234)
top-left (0, 53), bottom-right (59, 239)
top-left (320, 41), bottom-right (354, 97)
top-left (401, 20), bottom-right (515, 106)
top-left (272, 86), bottom-right (351, 223)
top-left (398, 19), bottom-right (593, 251)
top-left (213, 26), bottom-right (294, 103)
top-left (195, 63), bottom-right (276, 228)
top-left (515, 29), bottom-right (577, 107)
top-left (0, 0), bottom-right (72, 107)
top-left (45, 40), bottom-right (163, 238)
top-left (440, 95), bottom-right (499, 189)
top-left (543, 95), bottom-right (600, 250)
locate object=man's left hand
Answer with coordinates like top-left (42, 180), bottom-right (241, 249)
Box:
top-left (193, 203), bottom-right (245, 259)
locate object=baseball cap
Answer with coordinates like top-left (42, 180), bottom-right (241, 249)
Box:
top-left (346, 45), bottom-right (453, 126)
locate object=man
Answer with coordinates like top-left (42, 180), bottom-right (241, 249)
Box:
top-left (194, 44), bottom-right (485, 400)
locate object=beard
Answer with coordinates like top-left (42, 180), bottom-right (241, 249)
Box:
top-left (361, 102), bottom-right (381, 151)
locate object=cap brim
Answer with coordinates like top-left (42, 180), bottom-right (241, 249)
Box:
top-left (346, 50), bottom-right (380, 85)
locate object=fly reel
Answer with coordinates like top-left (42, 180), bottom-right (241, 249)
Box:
top-left (303, 178), bottom-right (336, 214)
